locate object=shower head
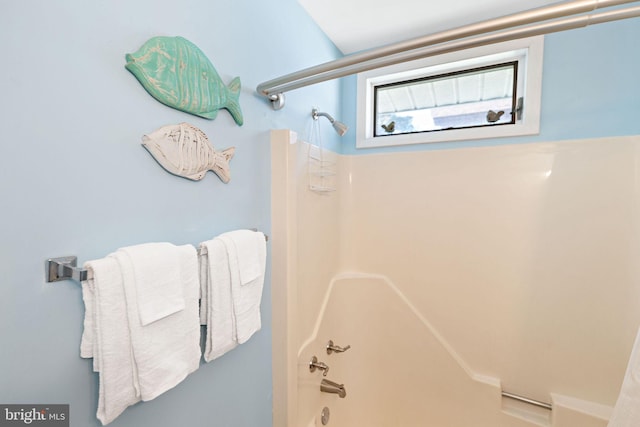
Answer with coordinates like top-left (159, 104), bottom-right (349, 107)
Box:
top-left (312, 108), bottom-right (348, 136)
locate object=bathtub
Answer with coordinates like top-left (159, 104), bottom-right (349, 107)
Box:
top-left (297, 274), bottom-right (612, 427)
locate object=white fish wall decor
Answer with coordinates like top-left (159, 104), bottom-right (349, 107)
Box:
top-left (142, 123), bottom-right (235, 183)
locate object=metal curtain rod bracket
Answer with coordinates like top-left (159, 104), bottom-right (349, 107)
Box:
top-left (256, 0), bottom-right (640, 109)
top-left (46, 230), bottom-right (269, 283)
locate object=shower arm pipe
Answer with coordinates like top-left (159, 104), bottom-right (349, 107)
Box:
top-left (312, 109), bottom-right (336, 123)
top-left (256, 0), bottom-right (640, 109)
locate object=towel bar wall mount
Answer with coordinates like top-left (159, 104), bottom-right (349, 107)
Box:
top-left (47, 256), bottom-right (88, 283)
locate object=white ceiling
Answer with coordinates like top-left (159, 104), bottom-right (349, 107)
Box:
top-left (298, 0), bottom-right (559, 54)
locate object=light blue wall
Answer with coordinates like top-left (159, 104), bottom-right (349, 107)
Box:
top-left (2, 2), bottom-right (637, 425)
top-left (0, 1), bottom-right (340, 426)
top-left (339, 17), bottom-right (640, 155)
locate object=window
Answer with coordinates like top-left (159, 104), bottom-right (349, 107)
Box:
top-left (356, 36), bottom-right (544, 148)
top-left (375, 62), bottom-right (518, 136)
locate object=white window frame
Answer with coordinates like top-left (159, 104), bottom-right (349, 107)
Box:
top-left (356, 36), bottom-right (544, 148)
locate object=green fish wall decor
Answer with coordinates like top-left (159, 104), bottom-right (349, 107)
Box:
top-left (125, 36), bottom-right (243, 126)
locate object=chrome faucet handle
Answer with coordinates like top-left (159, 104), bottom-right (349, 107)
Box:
top-left (326, 340), bottom-right (351, 355)
top-left (309, 356), bottom-right (330, 376)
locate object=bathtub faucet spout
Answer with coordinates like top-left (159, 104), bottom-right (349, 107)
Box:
top-left (320, 378), bottom-right (347, 398)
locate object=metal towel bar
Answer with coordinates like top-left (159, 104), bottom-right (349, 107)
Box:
top-left (46, 230), bottom-right (268, 283)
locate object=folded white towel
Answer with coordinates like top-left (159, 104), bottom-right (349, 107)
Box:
top-left (120, 242), bottom-right (185, 326)
top-left (115, 243), bottom-right (201, 401)
top-left (80, 243), bottom-right (202, 425)
top-left (608, 326), bottom-right (640, 427)
top-left (233, 231), bottom-right (264, 285)
top-left (219, 230), bottom-right (266, 344)
top-left (199, 238), bottom-right (238, 362)
top-left (82, 258), bottom-right (140, 426)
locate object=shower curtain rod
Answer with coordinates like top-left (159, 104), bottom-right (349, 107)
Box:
top-left (256, 0), bottom-right (640, 109)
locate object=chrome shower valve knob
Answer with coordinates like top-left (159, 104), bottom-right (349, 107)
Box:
top-left (326, 340), bottom-right (351, 355)
top-left (309, 356), bottom-right (330, 376)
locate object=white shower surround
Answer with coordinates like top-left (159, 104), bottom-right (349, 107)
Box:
top-left (270, 130), bottom-right (640, 427)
